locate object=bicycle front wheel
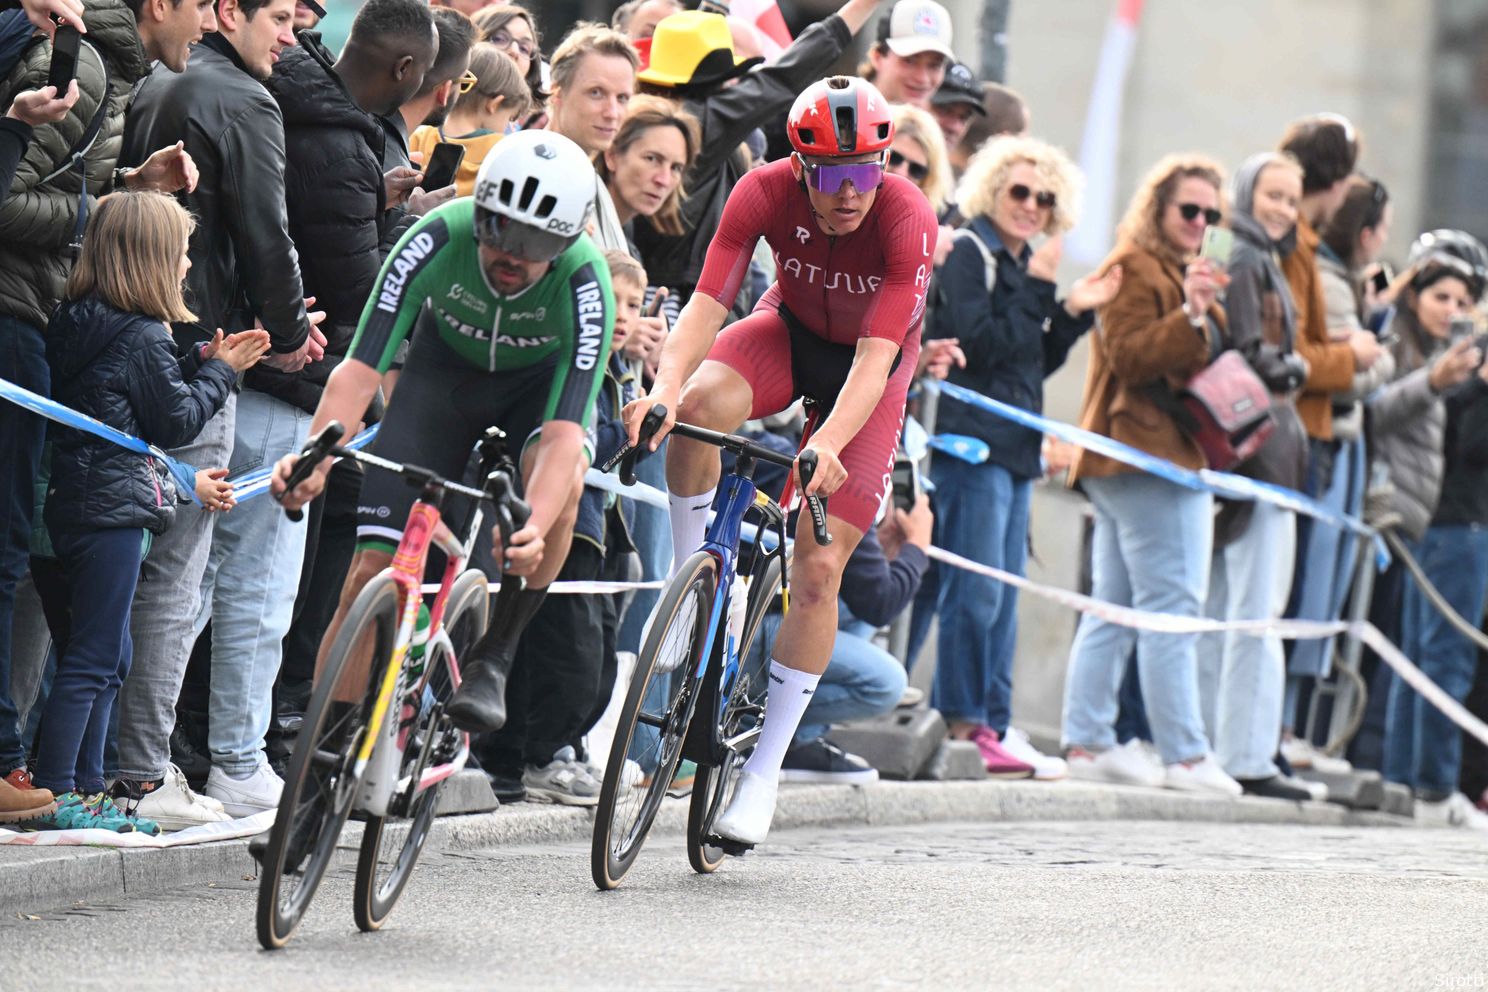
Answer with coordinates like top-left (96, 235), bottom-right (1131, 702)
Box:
top-left (688, 555), bottom-right (782, 873)
top-left (353, 568), bottom-right (489, 932)
top-left (591, 551), bottom-right (717, 890)
top-left (256, 574), bottom-right (400, 950)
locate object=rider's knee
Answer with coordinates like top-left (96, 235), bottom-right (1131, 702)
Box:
top-left (678, 368), bottom-right (748, 429)
top-left (341, 550), bottom-right (388, 603)
top-left (789, 550), bottom-right (845, 610)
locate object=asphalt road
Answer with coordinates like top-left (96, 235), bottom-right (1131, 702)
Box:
top-left (4, 820), bottom-right (1485, 992)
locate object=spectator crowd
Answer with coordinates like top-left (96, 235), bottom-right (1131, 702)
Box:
top-left (1, 0), bottom-right (1486, 840)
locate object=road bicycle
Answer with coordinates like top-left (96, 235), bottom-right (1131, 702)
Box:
top-left (256, 422), bottom-right (528, 949)
top-left (591, 404), bottom-right (831, 890)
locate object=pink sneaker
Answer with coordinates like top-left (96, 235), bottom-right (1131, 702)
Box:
top-left (967, 726), bottom-right (1034, 780)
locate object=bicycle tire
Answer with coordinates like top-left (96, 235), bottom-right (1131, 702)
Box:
top-left (591, 551), bottom-right (717, 890)
top-left (688, 555), bottom-right (782, 873)
top-left (353, 569), bottom-right (489, 932)
top-left (256, 574), bottom-right (401, 950)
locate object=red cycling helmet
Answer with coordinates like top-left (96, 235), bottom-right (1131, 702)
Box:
top-left (787, 76), bottom-right (895, 158)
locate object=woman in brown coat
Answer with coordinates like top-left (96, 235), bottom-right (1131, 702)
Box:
top-left (1060, 154), bottom-right (1241, 796)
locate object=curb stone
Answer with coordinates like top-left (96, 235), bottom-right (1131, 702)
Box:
top-left (0, 777), bottom-right (1408, 916)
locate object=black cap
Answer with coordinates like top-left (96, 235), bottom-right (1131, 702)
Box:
top-left (932, 61), bottom-right (986, 115)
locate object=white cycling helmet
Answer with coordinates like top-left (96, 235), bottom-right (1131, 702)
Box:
top-left (472, 129), bottom-right (596, 261)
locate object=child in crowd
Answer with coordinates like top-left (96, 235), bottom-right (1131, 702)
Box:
top-left (27, 191), bottom-right (268, 832)
top-left (409, 42), bottom-right (530, 198)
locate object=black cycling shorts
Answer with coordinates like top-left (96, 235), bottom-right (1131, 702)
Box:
top-left (355, 317), bottom-right (589, 552)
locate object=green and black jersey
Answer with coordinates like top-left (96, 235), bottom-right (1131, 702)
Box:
top-left (348, 198), bottom-right (615, 427)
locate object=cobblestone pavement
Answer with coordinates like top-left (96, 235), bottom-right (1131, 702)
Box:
top-left (4, 820), bottom-right (1485, 992)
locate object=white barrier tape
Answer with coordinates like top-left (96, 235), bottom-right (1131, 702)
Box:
top-left (420, 579), bottom-right (665, 597)
top-left (922, 545), bottom-right (1488, 749)
top-left (583, 468), bottom-right (668, 509)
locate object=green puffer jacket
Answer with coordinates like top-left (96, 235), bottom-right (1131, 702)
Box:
top-left (0, 0), bottom-right (149, 329)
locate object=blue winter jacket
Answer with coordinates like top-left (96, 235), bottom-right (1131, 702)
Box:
top-left (45, 295), bottom-right (236, 534)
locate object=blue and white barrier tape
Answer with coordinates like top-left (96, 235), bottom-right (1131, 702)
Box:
top-left (928, 379), bottom-right (1388, 566)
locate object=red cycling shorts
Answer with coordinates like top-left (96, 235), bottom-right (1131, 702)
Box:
top-left (705, 306), bottom-right (920, 535)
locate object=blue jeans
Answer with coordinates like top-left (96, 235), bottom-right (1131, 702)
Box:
top-left (1197, 502), bottom-right (1295, 779)
top-left (1062, 473), bottom-right (1213, 764)
top-left (752, 612), bottom-right (906, 746)
top-left (0, 315), bottom-right (48, 772)
top-left (195, 391), bottom-right (311, 773)
top-left (1382, 524), bottom-right (1488, 796)
top-left (929, 458), bottom-right (1030, 732)
top-left (1287, 437), bottom-right (1365, 680)
top-left (34, 527), bottom-right (142, 795)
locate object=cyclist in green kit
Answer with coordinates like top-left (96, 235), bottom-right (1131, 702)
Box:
top-left (272, 129), bottom-right (614, 735)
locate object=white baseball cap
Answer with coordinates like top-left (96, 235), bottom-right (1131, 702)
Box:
top-left (878, 0), bottom-right (954, 61)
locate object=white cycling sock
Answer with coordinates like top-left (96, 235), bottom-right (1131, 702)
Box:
top-left (667, 485), bottom-right (715, 575)
top-left (741, 660), bottom-right (820, 779)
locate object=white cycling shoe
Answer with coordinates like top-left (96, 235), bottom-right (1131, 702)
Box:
top-left (712, 770), bottom-right (778, 847)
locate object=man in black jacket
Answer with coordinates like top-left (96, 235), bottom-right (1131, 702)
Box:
top-left (262, 0), bottom-right (436, 762)
top-left (114, 0), bottom-right (329, 823)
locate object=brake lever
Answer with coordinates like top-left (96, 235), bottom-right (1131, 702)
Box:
top-left (606, 404), bottom-right (669, 486)
top-left (795, 449), bottom-right (832, 547)
top-left (275, 421), bottom-right (346, 522)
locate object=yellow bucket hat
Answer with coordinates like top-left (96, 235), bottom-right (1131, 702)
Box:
top-left (636, 11), bottom-right (765, 89)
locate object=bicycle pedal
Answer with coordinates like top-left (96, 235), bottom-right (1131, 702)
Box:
top-left (711, 836), bottom-right (754, 857)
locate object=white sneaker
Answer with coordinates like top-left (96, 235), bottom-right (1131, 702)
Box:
top-left (1066, 743), bottom-right (1165, 788)
top-left (620, 759), bottom-right (644, 789)
top-left (523, 747), bottom-right (600, 806)
top-left (126, 764), bottom-right (230, 831)
top-left (1280, 737), bottom-right (1352, 774)
top-left (204, 761), bottom-right (284, 817)
top-left (896, 686), bottom-right (925, 708)
top-left (1415, 792), bottom-right (1488, 830)
top-left (1281, 774), bottom-right (1330, 802)
top-left (1001, 728), bottom-right (1067, 781)
top-left (713, 769), bottom-right (778, 846)
top-left (1164, 754), bottom-right (1243, 796)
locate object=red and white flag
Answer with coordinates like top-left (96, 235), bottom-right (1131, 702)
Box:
top-left (729, 0), bottom-right (793, 60)
top-left (1067, 0), bottom-right (1145, 266)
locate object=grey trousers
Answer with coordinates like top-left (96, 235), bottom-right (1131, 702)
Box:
top-left (10, 572), bottom-right (50, 732)
top-left (115, 393), bottom-right (237, 782)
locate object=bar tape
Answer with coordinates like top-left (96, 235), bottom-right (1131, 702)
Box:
top-left (928, 379), bottom-right (1389, 566)
top-left (922, 543), bottom-right (1488, 749)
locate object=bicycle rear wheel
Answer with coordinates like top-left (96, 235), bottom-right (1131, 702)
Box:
top-left (256, 574), bottom-right (400, 950)
top-left (591, 551), bottom-right (717, 890)
top-left (353, 568), bottom-right (489, 932)
top-left (688, 556), bottom-right (782, 873)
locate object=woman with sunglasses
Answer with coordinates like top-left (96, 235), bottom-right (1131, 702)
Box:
top-left (919, 134), bottom-right (1118, 780)
top-left (1061, 154), bottom-right (1242, 795)
top-left (622, 76), bottom-right (938, 848)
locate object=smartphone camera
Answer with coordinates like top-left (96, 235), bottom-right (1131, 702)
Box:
top-left (890, 456), bottom-right (920, 513)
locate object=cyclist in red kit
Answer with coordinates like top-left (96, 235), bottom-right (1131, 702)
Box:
top-left (623, 75), bottom-right (938, 847)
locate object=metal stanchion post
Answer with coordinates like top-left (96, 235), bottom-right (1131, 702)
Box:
top-left (1312, 530), bottom-right (1376, 751)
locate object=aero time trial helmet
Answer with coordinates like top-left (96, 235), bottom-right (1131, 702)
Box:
top-left (473, 130), bottom-right (596, 262)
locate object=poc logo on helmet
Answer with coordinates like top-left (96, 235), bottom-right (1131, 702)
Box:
top-left (546, 217), bottom-right (576, 234)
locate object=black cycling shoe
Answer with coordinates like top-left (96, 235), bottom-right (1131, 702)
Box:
top-left (446, 654), bottom-right (514, 733)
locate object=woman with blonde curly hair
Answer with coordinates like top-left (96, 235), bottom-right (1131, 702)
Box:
top-left (1060, 153), bottom-right (1241, 796)
top-left (920, 134), bottom-right (1120, 779)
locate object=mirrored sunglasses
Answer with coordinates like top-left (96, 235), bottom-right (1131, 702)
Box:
top-left (804, 160), bottom-right (884, 195)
